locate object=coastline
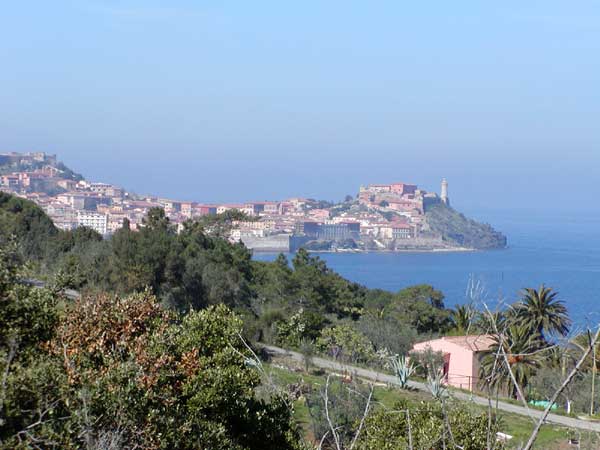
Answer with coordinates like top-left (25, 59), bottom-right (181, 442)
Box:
top-left (251, 246), bottom-right (485, 254)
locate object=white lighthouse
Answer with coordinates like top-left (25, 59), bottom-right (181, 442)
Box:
top-left (441, 178), bottom-right (449, 206)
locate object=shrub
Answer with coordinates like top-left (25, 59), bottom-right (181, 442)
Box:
top-left (316, 324), bottom-right (376, 364)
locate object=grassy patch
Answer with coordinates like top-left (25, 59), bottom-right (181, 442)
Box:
top-left (265, 363), bottom-right (594, 449)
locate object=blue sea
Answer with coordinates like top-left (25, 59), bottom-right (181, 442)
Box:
top-left (253, 209), bottom-right (600, 329)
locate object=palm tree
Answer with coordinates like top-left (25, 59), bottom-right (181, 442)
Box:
top-left (475, 310), bottom-right (506, 334)
top-left (514, 286), bottom-right (571, 340)
top-left (572, 332), bottom-right (600, 415)
top-left (480, 324), bottom-right (544, 398)
top-left (451, 304), bottom-right (476, 333)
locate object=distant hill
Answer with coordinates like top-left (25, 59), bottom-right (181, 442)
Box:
top-left (0, 152), bottom-right (83, 181)
top-left (424, 202), bottom-right (507, 249)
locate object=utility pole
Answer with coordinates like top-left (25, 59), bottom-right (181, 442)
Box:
top-left (591, 341), bottom-right (597, 416)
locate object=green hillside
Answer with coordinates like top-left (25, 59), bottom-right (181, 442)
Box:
top-left (425, 201), bottom-right (507, 249)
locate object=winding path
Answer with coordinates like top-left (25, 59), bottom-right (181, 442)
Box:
top-left (262, 344), bottom-right (600, 433)
top-left (27, 278), bottom-right (599, 433)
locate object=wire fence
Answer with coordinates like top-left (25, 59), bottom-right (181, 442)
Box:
top-left (443, 372), bottom-right (485, 394)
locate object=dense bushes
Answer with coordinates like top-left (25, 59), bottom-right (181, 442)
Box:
top-left (0, 194), bottom-right (454, 371)
top-left (0, 192), bottom-right (60, 261)
top-left (316, 325), bottom-right (376, 364)
top-left (357, 400), bottom-right (496, 450)
top-left (0, 246), bottom-right (302, 449)
top-left (303, 376), bottom-right (497, 450)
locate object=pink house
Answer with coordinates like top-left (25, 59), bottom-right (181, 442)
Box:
top-left (411, 335), bottom-right (495, 392)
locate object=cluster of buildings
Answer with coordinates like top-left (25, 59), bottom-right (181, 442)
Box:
top-left (0, 151), bottom-right (58, 167)
top-left (1, 152), bottom-right (451, 250)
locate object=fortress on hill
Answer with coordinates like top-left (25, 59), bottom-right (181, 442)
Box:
top-left (0, 152), bottom-right (57, 167)
top-left (358, 179), bottom-right (450, 214)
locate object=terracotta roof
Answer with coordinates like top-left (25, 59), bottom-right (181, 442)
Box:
top-left (442, 335), bottom-right (495, 352)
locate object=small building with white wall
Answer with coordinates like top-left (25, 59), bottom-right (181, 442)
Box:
top-left (77, 211), bottom-right (108, 235)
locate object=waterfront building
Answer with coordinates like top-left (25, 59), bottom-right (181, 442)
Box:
top-left (392, 223), bottom-right (413, 239)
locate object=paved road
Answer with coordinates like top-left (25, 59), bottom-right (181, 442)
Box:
top-left (262, 344), bottom-right (600, 433)
top-left (25, 279), bottom-right (80, 300)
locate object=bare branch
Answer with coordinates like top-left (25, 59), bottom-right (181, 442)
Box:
top-left (349, 383), bottom-right (374, 450)
top-left (230, 335), bottom-right (283, 399)
top-left (486, 341), bottom-right (503, 450)
top-left (323, 374), bottom-right (342, 450)
top-left (406, 409), bottom-right (413, 450)
top-left (481, 301), bottom-right (534, 422)
top-left (317, 429), bottom-right (330, 450)
top-left (522, 326), bottom-right (600, 450)
top-left (440, 398), bottom-right (464, 450)
top-left (0, 336), bottom-right (18, 415)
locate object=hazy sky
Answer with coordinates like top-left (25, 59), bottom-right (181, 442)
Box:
top-left (1, 1), bottom-right (599, 213)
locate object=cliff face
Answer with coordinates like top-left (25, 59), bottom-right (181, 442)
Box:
top-left (424, 202), bottom-right (507, 249)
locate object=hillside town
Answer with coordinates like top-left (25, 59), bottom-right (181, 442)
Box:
top-left (1, 152), bottom-right (461, 251)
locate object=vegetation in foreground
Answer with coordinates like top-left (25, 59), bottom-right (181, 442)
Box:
top-left (1, 192), bottom-right (600, 449)
top-left (0, 244), bottom-right (302, 449)
top-left (268, 363), bottom-right (599, 450)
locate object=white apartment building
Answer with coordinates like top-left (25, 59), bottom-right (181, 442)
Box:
top-left (57, 193), bottom-right (86, 210)
top-left (77, 211), bottom-right (108, 235)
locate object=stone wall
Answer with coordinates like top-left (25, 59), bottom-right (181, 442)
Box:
top-left (241, 234), bottom-right (291, 252)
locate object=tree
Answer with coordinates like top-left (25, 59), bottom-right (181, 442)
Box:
top-left (289, 249), bottom-right (365, 318)
top-left (356, 315), bottom-right (416, 357)
top-left (514, 286), bottom-right (571, 339)
top-left (528, 365), bottom-right (589, 414)
top-left (251, 254), bottom-right (293, 304)
top-left (0, 242), bottom-right (65, 448)
top-left (306, 377), bottom-right (372, 450)
top-left (109, 219), bottom-right (150, 292)
top-left (0, 240), bottom-right (58, 352)
top-left (1, 275), bottom-right (303, 449)
top-left (276, 308), bottom-right (328, 348)
top-left (356, 400), bottom-right (495, 450)
top-left (475, 309), bottom-right (506, 334)
top-left (451, 304), bottom-right (476, 334)
top-left (0, 192), bottom-right (59, 260)
top-left (50, 296), bottom-right (302, 450)
top-left (196, 209), bottom-right (252, 238)
top-left (390, 285), bottom-right (452, 334)
top-left (480, 324), bottom-right (545, 398)
top-left (316, 325), bottom-right (375, 364)
top-left (409, 348), bottom-right (445, 379)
